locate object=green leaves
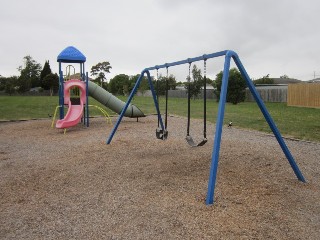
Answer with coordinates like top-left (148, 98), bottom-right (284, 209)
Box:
top-left (90, 61), bottom-right (112, 88)
top-left (185, 64), bottom-right (204, 99)
top-left (109, 74), bottom-right (130, 95)
top-left (42, 73), bottom-right (59, 96)
top-left (215, 68), bottom-right (247, 104)
top-left (17, 55), bottom-right (42, 91)
top-left (154, 74), bottom-right (177, 96)
top-left (40, 60), bottom-right (52, 89)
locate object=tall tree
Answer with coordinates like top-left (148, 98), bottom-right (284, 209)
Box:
top-left (129, 74), bottom-right (150, 95)
top-left (108, 74), bottom-right (130, 95)
top-left (17, 55), bottom-right (42, 92)
top-left (42, 73), bottom-right (59, 96)
top-left (0, 75), bottom-right (5, 91)
top-left (153, 74), bottom-right (177, 96)
top-left (90, 61), bottom-right (112, 87)
top-left (40, 60), bottom-right (52, 88)
top-left (4, 76), bottom-right (18, 95)
top-left (185, 64), bottom-right (203, 99)
top-left (215, 68), bottom-right (247, 104)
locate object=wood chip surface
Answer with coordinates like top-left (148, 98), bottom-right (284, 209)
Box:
top-left (0, 116), bottom-right (319, 239)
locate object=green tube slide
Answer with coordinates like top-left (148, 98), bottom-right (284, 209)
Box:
top-left (87, 81), bottom-right (145, 118)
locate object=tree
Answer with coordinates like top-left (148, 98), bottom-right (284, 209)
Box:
top-left (215, 68), bottom-right (247, 104)
top-left (90, 61), bottom-right (112, 87)
top-left (129, 74), bottom-right (150, 95)
top-left (108, 74), bottom-right (130, 95)
top-left (153, 74), bottom-right (177, 96)
top-left (253, 74), bottom-right (274, 85)
top-left (4, 76), bottom-right (18, 95)
top-left (185, 64), bottom-right (203, 99)
top-left (42, 73), bottom-right (59, 96)
top-left (17, 55), bottom-right (42, 91)
top-left (206, 76), bottom-right (213, 85)
top-left (0, 75), bottom-right (6, 91)
top-left (40, 60), bottom-right (52, 88)
top-left (280, 74), bottom-right (289, 79)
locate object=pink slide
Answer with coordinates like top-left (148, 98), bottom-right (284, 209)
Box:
top-left (56, 79), bottom-right (86, 129)
top-left (56, 101), bottom-right (84, 129)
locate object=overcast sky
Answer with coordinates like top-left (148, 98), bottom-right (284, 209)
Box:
top-left (1, 0), bottom-right (319, 82)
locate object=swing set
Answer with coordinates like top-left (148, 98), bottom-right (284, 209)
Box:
top-left (106, 50), bottom-right (306, 205)
top-left (154, 59), bottom-right (208, 145)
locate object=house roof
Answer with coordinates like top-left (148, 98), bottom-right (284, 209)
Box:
top-left (272, 78), bottom-right (302, 84)
top-left (307, 78), bottom-right (320, 83)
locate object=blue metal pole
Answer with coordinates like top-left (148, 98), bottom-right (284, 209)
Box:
top-left (206, 52), bottom-right (232, 205)
top-left (106, 70), bottom-right (146, 144)
top-left (232, 54), bottom-right (306, 182)
top-left (145, 70), bottom-right (165, 131)
top-left (146, 51), bottom-right (227, 71)
top-left (79, 63), bottom-right (83, 79)
top-left (86, 72), bottom-right (89, 127)
top-left (81, 63), bottom-right (86, 126)
top-left (59, 69), bottom-right (64, 119)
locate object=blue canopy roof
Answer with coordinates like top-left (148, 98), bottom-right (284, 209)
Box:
top-left (57, 46), bottom-right (86, 63)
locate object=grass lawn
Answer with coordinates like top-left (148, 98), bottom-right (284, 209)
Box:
top-left (1, 95), bottom-right (319, 142)
top-left (0, 96), bottom-right (109, 120)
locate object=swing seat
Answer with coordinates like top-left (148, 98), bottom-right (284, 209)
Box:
top-left (186, 135), bottom-right (207, 147)
top-left (156, 128), bottom-right (168, 140)
top-left (198, 138), bottom-right (208, 146)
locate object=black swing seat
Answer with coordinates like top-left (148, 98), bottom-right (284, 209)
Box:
top-left (156, 128), bottom-right (168, 140)
top-left (186, 135), bottom-right (207, 147)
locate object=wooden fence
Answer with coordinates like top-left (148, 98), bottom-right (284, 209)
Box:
top-left (287, 83), bottom-right (320, 108)
top-left (245, 86), bottom-right (287, 102)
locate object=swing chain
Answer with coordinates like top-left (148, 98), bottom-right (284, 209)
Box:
top-left (165, 66), bottom-right (169, 129)
top-left (203, 58), bottom-right (207, 140)
top-left (155, 67), bottom-right (169, 140)
top-left (185, 59), bottom-right (208, 147)
top-left (156, 68), bottom-right (160, 128)
top-left (188, 62), bottom-right (192, 82)
top-left (156, 68), bottom-right (159, 82)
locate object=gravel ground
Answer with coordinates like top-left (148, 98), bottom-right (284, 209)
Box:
top-left (0, 115), bottom-right (319, 239)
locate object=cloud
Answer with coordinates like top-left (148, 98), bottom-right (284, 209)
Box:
top-left (1, 0), bottom-right (319, 81)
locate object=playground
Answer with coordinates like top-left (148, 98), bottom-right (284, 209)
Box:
top-left (1, 46), bottom-right (319, 238)
top-left (0, 116), bottom-right (319, 239)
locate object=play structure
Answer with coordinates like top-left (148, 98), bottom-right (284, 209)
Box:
top-left (54, 46), bottom-right (144, 132)
top-left (106, 50), bottom-right (306, 205)
top-left (55, 46), bottom-right (89, 130)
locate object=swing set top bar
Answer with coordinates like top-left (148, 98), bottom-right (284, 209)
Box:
top-left (145, 50), bottom-right (231, 71)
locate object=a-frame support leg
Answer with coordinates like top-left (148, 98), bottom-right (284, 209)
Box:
top-left (206, 54), bottom-right (232, 205)
top-left (233, 55), bottom-right (306, 182)
top-left (206, 51), bottom-right (305, 205)
top-left (106, 70), bottom-right (165, 144)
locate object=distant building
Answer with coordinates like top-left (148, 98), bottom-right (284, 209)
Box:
top-left (168, 83), bottom-right (216, 99)
top-left (307, 77), bottom-right (320, 83)
top-left (272, 78), bottom-right (302, 84)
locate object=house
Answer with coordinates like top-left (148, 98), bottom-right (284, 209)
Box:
top-left (168, 83), bottom-right (216, 99)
